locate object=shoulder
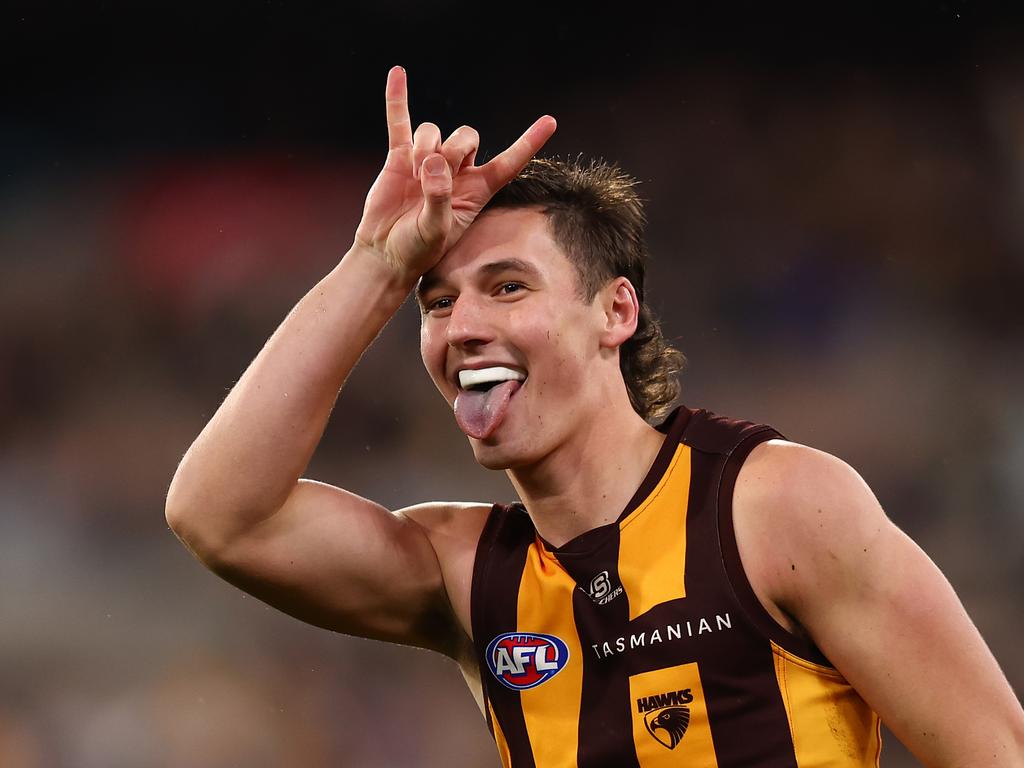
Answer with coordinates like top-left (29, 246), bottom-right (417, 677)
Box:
top-left (398, 501), bottom-right (494, 538)
top-left (732, 439), bottom-right (889, 627)
top-left (395, 501), bottom-right (495, 651)
top-left (396, 501), bottom-right (494, 584)
top-left (734, 439), bottom-right (880, 515)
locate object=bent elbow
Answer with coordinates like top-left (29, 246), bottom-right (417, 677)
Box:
top-left (163, 475), bottom-right (282, 570)
top-left (163, 478), bottom-right (229, 565)
top-left (164, 495), bottom-right (192, 542)
top-left (163, 492), bottom-right (208, 560)
top-left (164, 469), bottom-right (199, 540)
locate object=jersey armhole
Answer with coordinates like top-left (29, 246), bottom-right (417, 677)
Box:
top-left (716, 429), bottom-right (834, 667)
top-left (469, 502), bottom-right (504, 737)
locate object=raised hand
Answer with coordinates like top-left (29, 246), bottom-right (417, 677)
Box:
top-left (354, 66), bottom-right (557, 284)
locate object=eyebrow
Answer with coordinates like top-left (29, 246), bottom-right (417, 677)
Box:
top-left (416, 258), bottom-right (543, 306)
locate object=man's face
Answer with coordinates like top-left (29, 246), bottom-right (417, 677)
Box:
top-left (418, 207), bottom-right (608, 470)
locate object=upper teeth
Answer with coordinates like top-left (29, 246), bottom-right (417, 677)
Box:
top-left (458, 366), bottom-right (526, 389)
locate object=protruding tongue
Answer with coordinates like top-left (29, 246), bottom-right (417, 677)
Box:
top-left (454, 380), bottom-right (521, 440)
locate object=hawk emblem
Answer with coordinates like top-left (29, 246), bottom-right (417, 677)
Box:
top-left (644, 706), bottom-right (690, 749)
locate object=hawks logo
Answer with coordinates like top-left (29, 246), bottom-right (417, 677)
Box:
top-left (485, 633), bottom-right (570, 690)
top-left (637, 688), bottom-right (693, 749)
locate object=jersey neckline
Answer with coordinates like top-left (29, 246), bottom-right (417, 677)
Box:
top-left (530, 404), bottom-right (698, 558)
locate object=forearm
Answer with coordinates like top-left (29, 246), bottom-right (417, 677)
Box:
top-left (165, 244), bottom-right (414, 551)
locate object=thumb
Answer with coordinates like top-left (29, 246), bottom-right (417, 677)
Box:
top-left (418, 154), bottom-right (453, 248)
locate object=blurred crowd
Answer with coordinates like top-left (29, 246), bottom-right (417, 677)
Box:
top-left (1, 54), bottom-right (1022, 767)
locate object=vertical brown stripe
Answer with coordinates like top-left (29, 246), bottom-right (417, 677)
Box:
top-left (716, 430), bottom-right (832, 666)
top-left (471, 504), bottom-right (537, 768)
top-left (487, 697), bottom-right (513, 768)
top-left (574, 592), bottom-right (642, 767)
top-left (701, 639), bottom-right (798, 766)
top-left (557, 531), bottom-right (641, 768)
top-left (694, 442), bottom-right (799, 766)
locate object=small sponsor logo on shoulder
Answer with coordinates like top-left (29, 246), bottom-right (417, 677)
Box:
top-left (586, 570), bottom-right (624, 605)
top-left (486, 633), bottom-right (570, 690)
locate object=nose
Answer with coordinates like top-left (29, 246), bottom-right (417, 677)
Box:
top-left (445, 292), bottom-right (495, 349)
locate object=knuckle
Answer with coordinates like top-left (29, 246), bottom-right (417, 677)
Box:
top-left (428, 178), bottom-right (452, 197)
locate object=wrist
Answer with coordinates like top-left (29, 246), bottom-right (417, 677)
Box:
top-left (341, 241), bottom-right (420, 303)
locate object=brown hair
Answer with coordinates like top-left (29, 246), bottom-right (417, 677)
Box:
top-left (482, 154), bottom-right (685, 422)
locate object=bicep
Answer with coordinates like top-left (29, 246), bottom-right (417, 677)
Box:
top-left (768, 448), bottom-right (1024, 766)
top-left (805, 523), bottom-right (1019, 762)
top-left (207, 479), bottom-right (462, 656)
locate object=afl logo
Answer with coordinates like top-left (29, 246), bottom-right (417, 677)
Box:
top-left (485, 632), bottom-right (570, 690)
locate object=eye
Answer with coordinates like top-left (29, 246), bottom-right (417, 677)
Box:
top-left (498, 282), bottom-right (524, 295)
top-left (424, 296), bottom-right (454, 313)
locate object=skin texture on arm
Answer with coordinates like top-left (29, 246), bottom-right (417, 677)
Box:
top-left (733, 440), bottom-right (1024, 767)
top-left (164, 65), bottom-right (556, 658)
top-left (209, 483), bottom-right (491, 658)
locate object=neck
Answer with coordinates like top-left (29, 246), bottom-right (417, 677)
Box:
top-left (506, 400), bottom-right (668, 548)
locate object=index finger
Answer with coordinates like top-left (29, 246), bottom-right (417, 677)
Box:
top-left (385, 66), bottom-right (413, 151)
top-left (478, 115), bottom-right (558, 194)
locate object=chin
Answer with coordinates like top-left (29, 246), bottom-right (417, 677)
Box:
top-left (469, 440), bottom-right (516, 471)
top-left (468, 434), bottom-right (544, 471)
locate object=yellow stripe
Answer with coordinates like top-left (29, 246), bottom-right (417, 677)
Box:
top-left (486, 697), bottom-right (512, 768)
top-left (618, 444), bottom-right (691, 620)
top-left (771, 641), bottom-right (881, 767)
top-left (517, 540), bottom-right (584, 766)
top-left (627, 662), bottom-right (718, 766)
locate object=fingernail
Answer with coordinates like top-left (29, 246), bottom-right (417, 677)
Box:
top-left (425, 156), bottom-right (446, 176)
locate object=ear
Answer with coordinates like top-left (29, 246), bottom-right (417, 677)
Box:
top-left (597, 276), bottom-right (640, 350)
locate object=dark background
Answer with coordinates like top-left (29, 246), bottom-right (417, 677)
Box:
top-left (1, 2), bottom-right (1022, 765)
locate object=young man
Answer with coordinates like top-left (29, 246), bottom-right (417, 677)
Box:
top-left (166, 66), bottom-right (1024, 766)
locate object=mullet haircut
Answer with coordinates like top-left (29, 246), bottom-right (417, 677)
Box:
top-left (482, 154), bottom-right (685, 422)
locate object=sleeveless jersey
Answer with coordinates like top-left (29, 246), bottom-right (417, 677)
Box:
top-left (469, 404), bottom-right (882, 767)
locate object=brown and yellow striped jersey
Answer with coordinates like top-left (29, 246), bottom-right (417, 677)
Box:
top-left (470, 404), bottom-right (882, 767)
